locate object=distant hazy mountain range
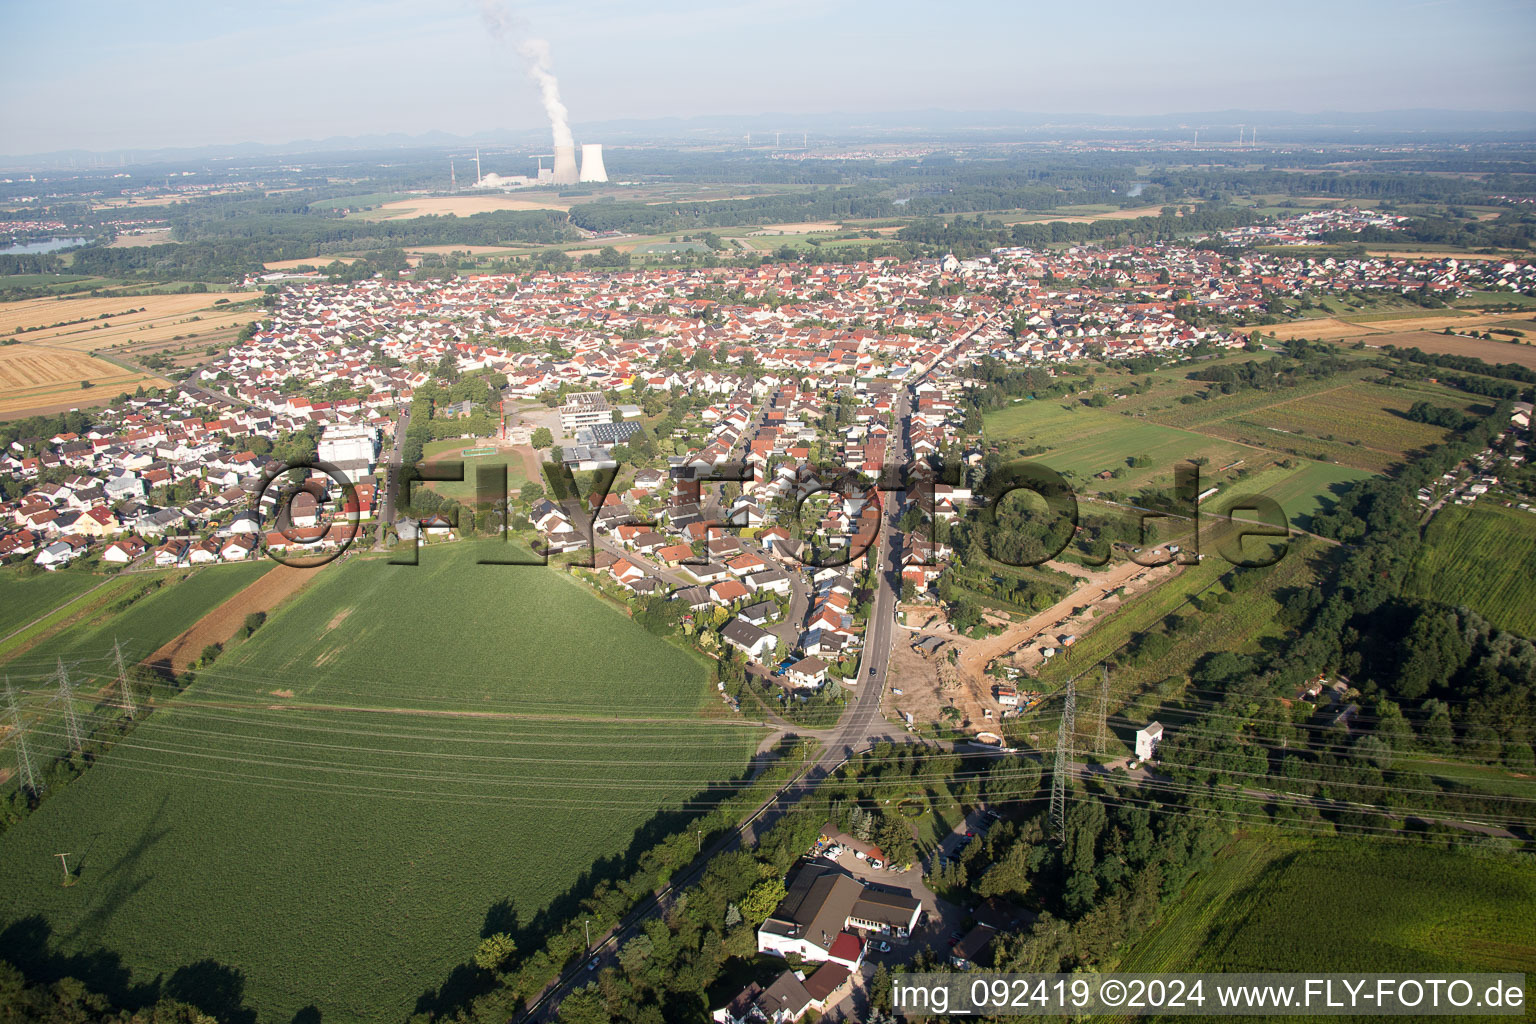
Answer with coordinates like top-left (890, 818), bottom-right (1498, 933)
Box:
top-left (7, 108), bottom-right (1534, 166)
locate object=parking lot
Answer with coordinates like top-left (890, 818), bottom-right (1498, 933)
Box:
top-left (931, 807), bottom-right (996, 871)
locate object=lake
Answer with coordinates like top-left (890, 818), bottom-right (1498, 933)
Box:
top-left (0, 236), bottom-right (88, 255)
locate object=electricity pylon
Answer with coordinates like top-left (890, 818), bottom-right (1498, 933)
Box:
top-left (5, 681), bottom-right (41, 796)
top-left (1049, 679), bottom-right (1076, 843)
top-left (1094, 665), bottom-right (1110, 756)
top-left (55, 659), bottom-right (83, 755)
top-left (113, 640), bottom-right (136, 719)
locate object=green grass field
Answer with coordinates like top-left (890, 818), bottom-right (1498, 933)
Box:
top-left (984, 399), bottom-right (1251, 493)
top-left (0, 569), bottom-right (106, 640)
top-left (0, 562), bottom-right (270, 674)
top-left (1189, 382), bottom-right (1481, 473)
top-left (1407, 501), bottom-right (1536, 637)
top-left (1207, 460), bottom-right (1373, 529)
top-left (1116, 835), bottom-right (1286, 973)
top-left (1119, 836), bottom-right (1535, 980)
top-left (1190, 840), bottom-right (1535, 973)
top-left (0, 542), bottom-right (761, 1024)
top-left (311, 191), bottom-right (416, 212)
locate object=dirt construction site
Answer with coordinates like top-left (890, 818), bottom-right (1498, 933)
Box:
top-left (887, 554), bottom-right (1181, 735)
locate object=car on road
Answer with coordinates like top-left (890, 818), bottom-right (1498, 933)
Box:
top-left (870, 667), bottom-right (877, 677)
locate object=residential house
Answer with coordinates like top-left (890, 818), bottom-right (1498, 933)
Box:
top-left (102, 536), bottom-right (147, 564)
top-left (721, 619), bottom-right (777, 662)
top-left (757, 863), bottom-right (921, 962)
top-left (784, 656), bottom-right (828, 690)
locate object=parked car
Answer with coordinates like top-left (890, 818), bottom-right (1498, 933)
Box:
top-left (587, 957), bottom-right (600, 972)
top-left (877, 941), bottom-right (892, 953)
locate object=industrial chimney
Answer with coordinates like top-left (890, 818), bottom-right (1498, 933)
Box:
top-left (552, 145), bottom-right (578, 185)
top-left (579, 144), bottom-right (607, 183)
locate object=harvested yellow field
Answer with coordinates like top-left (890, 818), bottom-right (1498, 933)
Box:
top-left (1269, 310), bottom-right (1523, 342)
top-left (1341, 330), bottom-right (1536, 371)
top-left (262, 256), bottom-right (361, 271)
top-left (1349, 312), bottom-right (1515, 334)
top-left (365, 195), bottom-right (572, 219)
top-left (751, 221), bottom-right (844, 235)
top-left (91, 195), bottom-right (191, 209)
top-left (105, 228), bottom-right (176, 248)
top-left (404, 244), bottom-right (526, 256)
top-left (1365, 249), bottom-right (1511, 261)
top-left (0, 344), bottom-right (167, 417)
top-left (1265, 317), bottom-right (1378, 341)
top-left (0, 293), bottom-right (257, 352)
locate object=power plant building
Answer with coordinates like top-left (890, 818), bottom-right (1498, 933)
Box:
top-left (579, 144), bottom-right (608, 182)
top-left (552, 144), bottom-right (579, 185)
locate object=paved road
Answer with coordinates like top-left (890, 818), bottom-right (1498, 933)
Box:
top-left (99, 350), bottom-right (250, 410)
top-left (523, 321), bottom-right (990, 1020)
top-left (375, 404), bottom-right (411, 547)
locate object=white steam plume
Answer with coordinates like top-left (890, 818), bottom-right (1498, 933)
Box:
top-left (480, 2), bottom-right (573, 150)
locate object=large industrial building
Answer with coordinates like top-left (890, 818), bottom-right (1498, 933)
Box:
top-left (558, 392), bottom-right (612, 432)
top-left (317, 423), bottom-right (380, 478)
top-left (471, 144), bottom-right (607, 190)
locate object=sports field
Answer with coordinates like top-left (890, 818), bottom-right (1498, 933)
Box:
top-left (0, 542), bottom-right (761, 1024)
top-left (1407, 501), bottom-right (1536, 637)
top-left (419, 439), bottom-right (534, 505)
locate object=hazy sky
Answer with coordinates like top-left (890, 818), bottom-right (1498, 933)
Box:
top-left (4, 0), bottom-right (1535, 154)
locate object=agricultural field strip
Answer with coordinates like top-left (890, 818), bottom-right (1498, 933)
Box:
top-left (1186, 843), bottom-right (1536, 974)
top-left (0, 563), bottom-right (270, 683)
top-left (0, 293), bottom-right (251, 345)
top-left (0, 574), bottom-right (144, 666)
top-left (0, 542), bottom-right (764, 1023)
top-left (0, 573), bottom-right (120, 644)
top-left (1114, 837), bottom-right (1289, 975)
top-left (1406, 502), bottom-right (1536, 637)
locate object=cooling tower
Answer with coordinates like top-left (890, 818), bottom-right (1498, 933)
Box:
top-left (552, 145), bottom-right (579, 185)
top-left (579, 143), bottom-right (608, 183)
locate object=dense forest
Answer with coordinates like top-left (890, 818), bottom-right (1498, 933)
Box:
top-left (896, 204), bottom-right (1261, 257)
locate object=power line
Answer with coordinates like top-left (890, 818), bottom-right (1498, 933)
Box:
top-left (5, 679), bottom-right (41, 797)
